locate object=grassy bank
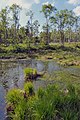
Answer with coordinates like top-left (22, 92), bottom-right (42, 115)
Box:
top-left (6, 82), bottom-right (80, 120)
top-left (36, 42), bottom-right (80, 66)
top-left (0, 42), bottom-right (80, 66)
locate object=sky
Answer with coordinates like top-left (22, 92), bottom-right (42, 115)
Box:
top-left (0, 0), bottom-right (80, 30)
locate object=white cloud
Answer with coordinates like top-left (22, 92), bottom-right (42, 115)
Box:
top-left (42, 2), bottom-right (49, 5)
top-left (68, 0), bottom-right (80, 5)
top-left (73, 6), bottom-right (80, 16)
top-left (7, 0), bottom-right (30, 9)
top-left (0, 0), bottom-right (40, 9)
top-left (42, 1), bottom-right (55, 6)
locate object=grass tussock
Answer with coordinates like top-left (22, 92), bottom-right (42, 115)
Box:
top-left (6, 82), bottom-right (80, 120)
top-left (24, 68), bottom-right (37, 81)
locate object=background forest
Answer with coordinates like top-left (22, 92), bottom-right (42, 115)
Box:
top-left (0, 3), bottom-right (80, 52)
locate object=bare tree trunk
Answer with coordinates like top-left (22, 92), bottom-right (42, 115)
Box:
top-left (60, 30), bottom-right (64, 46)
top-left (46, 18), bottom-right (49, 45)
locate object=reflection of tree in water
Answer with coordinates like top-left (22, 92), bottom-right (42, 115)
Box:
top-left (0, 71), bottom-right (9, 92)
top-left (0, 61), bottom-right (19, 92)
top-left (2, 80), bottom-right (9, 93)
top-left (0, 60), bottom-right (33, 94)
top-left (1, 72), bottom-right (19, 93)
top-left (13, 77), bottom-right (18, 88)
top-left (0, 61), bottom-right (17, 71)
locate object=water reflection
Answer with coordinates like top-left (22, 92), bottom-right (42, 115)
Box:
top-left (0, 85), bottom-right (6, 120)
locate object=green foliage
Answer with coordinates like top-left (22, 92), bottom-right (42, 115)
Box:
top-left (41, 3), bottom-right (56, 19)
top-left (24, 82), bottom-right (34, 96)
top-left (14, 44), bottom-right (28, 52)
top-left (24, 68), bottom-right (37, 80)
top-left (37, 87), bottom-right (45, 99)
top-left (6, 84), bottom-right (80, 120)
top-left (31, 84), bottom-right (80, 120)
top-left (6, 82), bottom-right (35, 120)
top-left (11, 99), bottom-right (27, 120)
top-left (6, 89), bottom-right (28, 120)
top-left (6, 88), bottom-right (24, 105)
top-left (0, 43), bottom-right (28, 53)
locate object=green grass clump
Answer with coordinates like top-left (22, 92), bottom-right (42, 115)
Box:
top-left (6, 83), bottom-right (80, 120)
top-left (24, 68), bottom-right (37, 80)
top-left (24, 82), bottom-right (34, 96)
top-left (6, 89), bottom-right (24, 105)
top-left (6, 82), bottom-right (34, 120)
top-left (28, 84), bottom-right (80, 120)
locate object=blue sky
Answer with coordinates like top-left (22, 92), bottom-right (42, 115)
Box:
top-left (0, 0), bottom-right (80, 30)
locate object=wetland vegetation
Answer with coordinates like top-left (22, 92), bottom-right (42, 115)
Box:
top-left (6, 82), bottom-right (80, 120)
top-left (0, 1), bottom-right (80, 120)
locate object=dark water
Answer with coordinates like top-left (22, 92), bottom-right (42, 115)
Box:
top-left (0, 59), bottom-right (80, 120)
